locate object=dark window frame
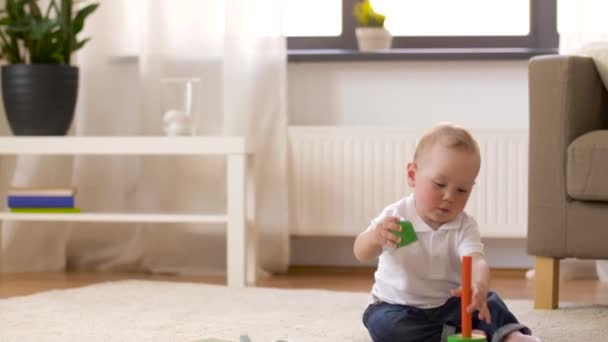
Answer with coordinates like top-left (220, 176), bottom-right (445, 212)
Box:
top-left (287, 0), bottom-right (558, 53)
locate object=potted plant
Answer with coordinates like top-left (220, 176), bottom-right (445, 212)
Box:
top-left (0, 0), bottom-right (99, 135)
top-left (353, 0), bottom-right (392, 52)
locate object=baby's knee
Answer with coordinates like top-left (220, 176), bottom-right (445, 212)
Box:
top-left (364, 311), bottom-right (396, 341)
top-left (364, 314), bottom-right (415, 341)
top-left (365, 316), bottom-right (442, 342)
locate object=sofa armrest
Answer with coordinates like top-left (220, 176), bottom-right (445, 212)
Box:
top-left (527, 55), bottom-right (608, 257)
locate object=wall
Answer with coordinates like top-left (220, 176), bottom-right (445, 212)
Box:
top-left (288, 60), bottom-right (529, 129)
top-left (287, 59), bottom-right (534, 269)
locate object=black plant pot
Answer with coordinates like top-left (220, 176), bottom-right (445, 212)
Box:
top-left (1, 64), bottom-right (78, 135)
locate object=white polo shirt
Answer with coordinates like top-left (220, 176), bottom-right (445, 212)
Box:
top-left (366, 194), bottom-right (484, 309)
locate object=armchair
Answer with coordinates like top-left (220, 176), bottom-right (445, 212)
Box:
top-left (528, 55), bottom-right (608, 309)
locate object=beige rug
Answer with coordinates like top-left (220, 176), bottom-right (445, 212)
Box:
top-left (0, 280), bottom-right (606, 342)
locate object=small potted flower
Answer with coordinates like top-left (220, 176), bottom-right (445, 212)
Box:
top-left (353, 0), bottom-right (392, 52)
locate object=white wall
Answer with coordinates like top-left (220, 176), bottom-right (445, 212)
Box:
top-left (288, 60), bottom-right (529, 129)
top-left (287, 60), bottom-right (534, 269)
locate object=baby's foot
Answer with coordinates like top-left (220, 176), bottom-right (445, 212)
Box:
top-left (504, 331), bottom-right (542, 342)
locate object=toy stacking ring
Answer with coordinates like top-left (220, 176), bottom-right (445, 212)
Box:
top-left (447, 255), bottom-right (487, 342)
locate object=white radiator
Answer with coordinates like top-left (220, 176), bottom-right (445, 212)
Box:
top-left (288, 127), bottom-right (528, 238)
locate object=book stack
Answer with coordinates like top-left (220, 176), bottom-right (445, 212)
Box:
top-left (7, 187), bottom-right (80, 213)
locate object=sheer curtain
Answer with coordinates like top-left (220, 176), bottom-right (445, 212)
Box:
top-left (0, 0), bottom-right (289, 276)
top-left (558, 0), bottom-right (608, 53)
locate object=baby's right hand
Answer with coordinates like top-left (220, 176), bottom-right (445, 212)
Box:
top-left (373, 216), bottom-right (402, 248)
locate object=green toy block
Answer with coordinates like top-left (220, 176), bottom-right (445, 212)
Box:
top-left (392, 220), bottom-right (418, 248)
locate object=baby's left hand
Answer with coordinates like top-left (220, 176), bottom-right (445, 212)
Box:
top-left (450, 283), bottom-right (492, 324)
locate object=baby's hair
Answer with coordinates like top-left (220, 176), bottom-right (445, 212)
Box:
top-left (413, 122), bottom-right (480, 162)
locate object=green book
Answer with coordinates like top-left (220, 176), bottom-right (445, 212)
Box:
top-left (392, 220), bottom-right (418, 248)
top-left (10, 208), bottom-right (81, 213)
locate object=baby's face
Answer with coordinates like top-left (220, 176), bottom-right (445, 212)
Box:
top-left (408, 144), bottom-right (480, 229)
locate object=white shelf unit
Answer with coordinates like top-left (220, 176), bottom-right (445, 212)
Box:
top-left (0, 136), bottom-right (256, 288)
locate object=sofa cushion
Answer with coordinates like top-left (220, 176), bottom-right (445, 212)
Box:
top-left (567, 130), bottom-right (608, 201)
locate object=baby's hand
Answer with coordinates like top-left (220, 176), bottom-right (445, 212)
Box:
top-left (450, 283), bottom-right (492, 324)
top-left (373, 216), bottom-right (402, 248)
top-left (470, 283), bottom-right (492, 324)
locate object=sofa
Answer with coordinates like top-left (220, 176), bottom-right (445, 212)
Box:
top-left (528, 55), bottom-right (608, 309)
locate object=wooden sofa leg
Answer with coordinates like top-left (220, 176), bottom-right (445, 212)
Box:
top-left (534, 257), bottom-right (560, 309)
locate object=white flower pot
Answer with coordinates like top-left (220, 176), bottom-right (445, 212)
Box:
top-left (355, 27), bottom-right (392, 52)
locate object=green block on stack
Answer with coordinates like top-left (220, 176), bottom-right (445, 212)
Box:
top-left (447, 334), bottom-right (487, 342)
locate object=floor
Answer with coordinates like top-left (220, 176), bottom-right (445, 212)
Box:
top-left (1, 266), bottom-right (608, 306)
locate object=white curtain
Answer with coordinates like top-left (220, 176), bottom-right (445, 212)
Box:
top-left (0, 0), bottom-right (289, 275)
top-left (558, 0), bottom-right (608, 53)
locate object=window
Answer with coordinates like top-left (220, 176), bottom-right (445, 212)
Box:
top-left (285, 0), bottom-right (558, 53)
top-left (379, 1), bottom-right (529, 37)
top-left (283, 0), bottom-right (342, 37)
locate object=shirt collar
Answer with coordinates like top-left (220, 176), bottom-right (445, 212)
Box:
top-left (405, 194), bottom-right (462, 232)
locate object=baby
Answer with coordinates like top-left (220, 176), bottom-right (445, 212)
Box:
top-left (354, 123), bottom-right (540, 342)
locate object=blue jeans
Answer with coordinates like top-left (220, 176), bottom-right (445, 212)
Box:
top-left (362, 291), bottom-right (531, 342)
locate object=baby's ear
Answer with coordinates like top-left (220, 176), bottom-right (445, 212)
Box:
top-left (406, 162), bottom-right (416, 186)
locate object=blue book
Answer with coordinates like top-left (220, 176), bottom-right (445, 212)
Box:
top-left (7, 196), bottom-right (74, 208)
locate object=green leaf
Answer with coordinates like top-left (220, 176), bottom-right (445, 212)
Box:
top-left (46, 0), bottom-right (59, 19)
top-left (72, 36), bottom-right (90, 51)
top-left (6, 22), bottom-right (30, 34)
top-left (72, 3), bottom-right (97, 35)
top-left (30, 18), bottom-right (57, 40)
top-left (33, 27), bottom-right (63, 63)
top-left (60, 0), bottom-right (72, 63)
top-left (25, 0), bottom-right (42, 19)
top-left (0, 30), bottom-right (10, 58)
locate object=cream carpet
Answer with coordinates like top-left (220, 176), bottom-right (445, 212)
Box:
top-left (0, 280), bottom-right (607, 342)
